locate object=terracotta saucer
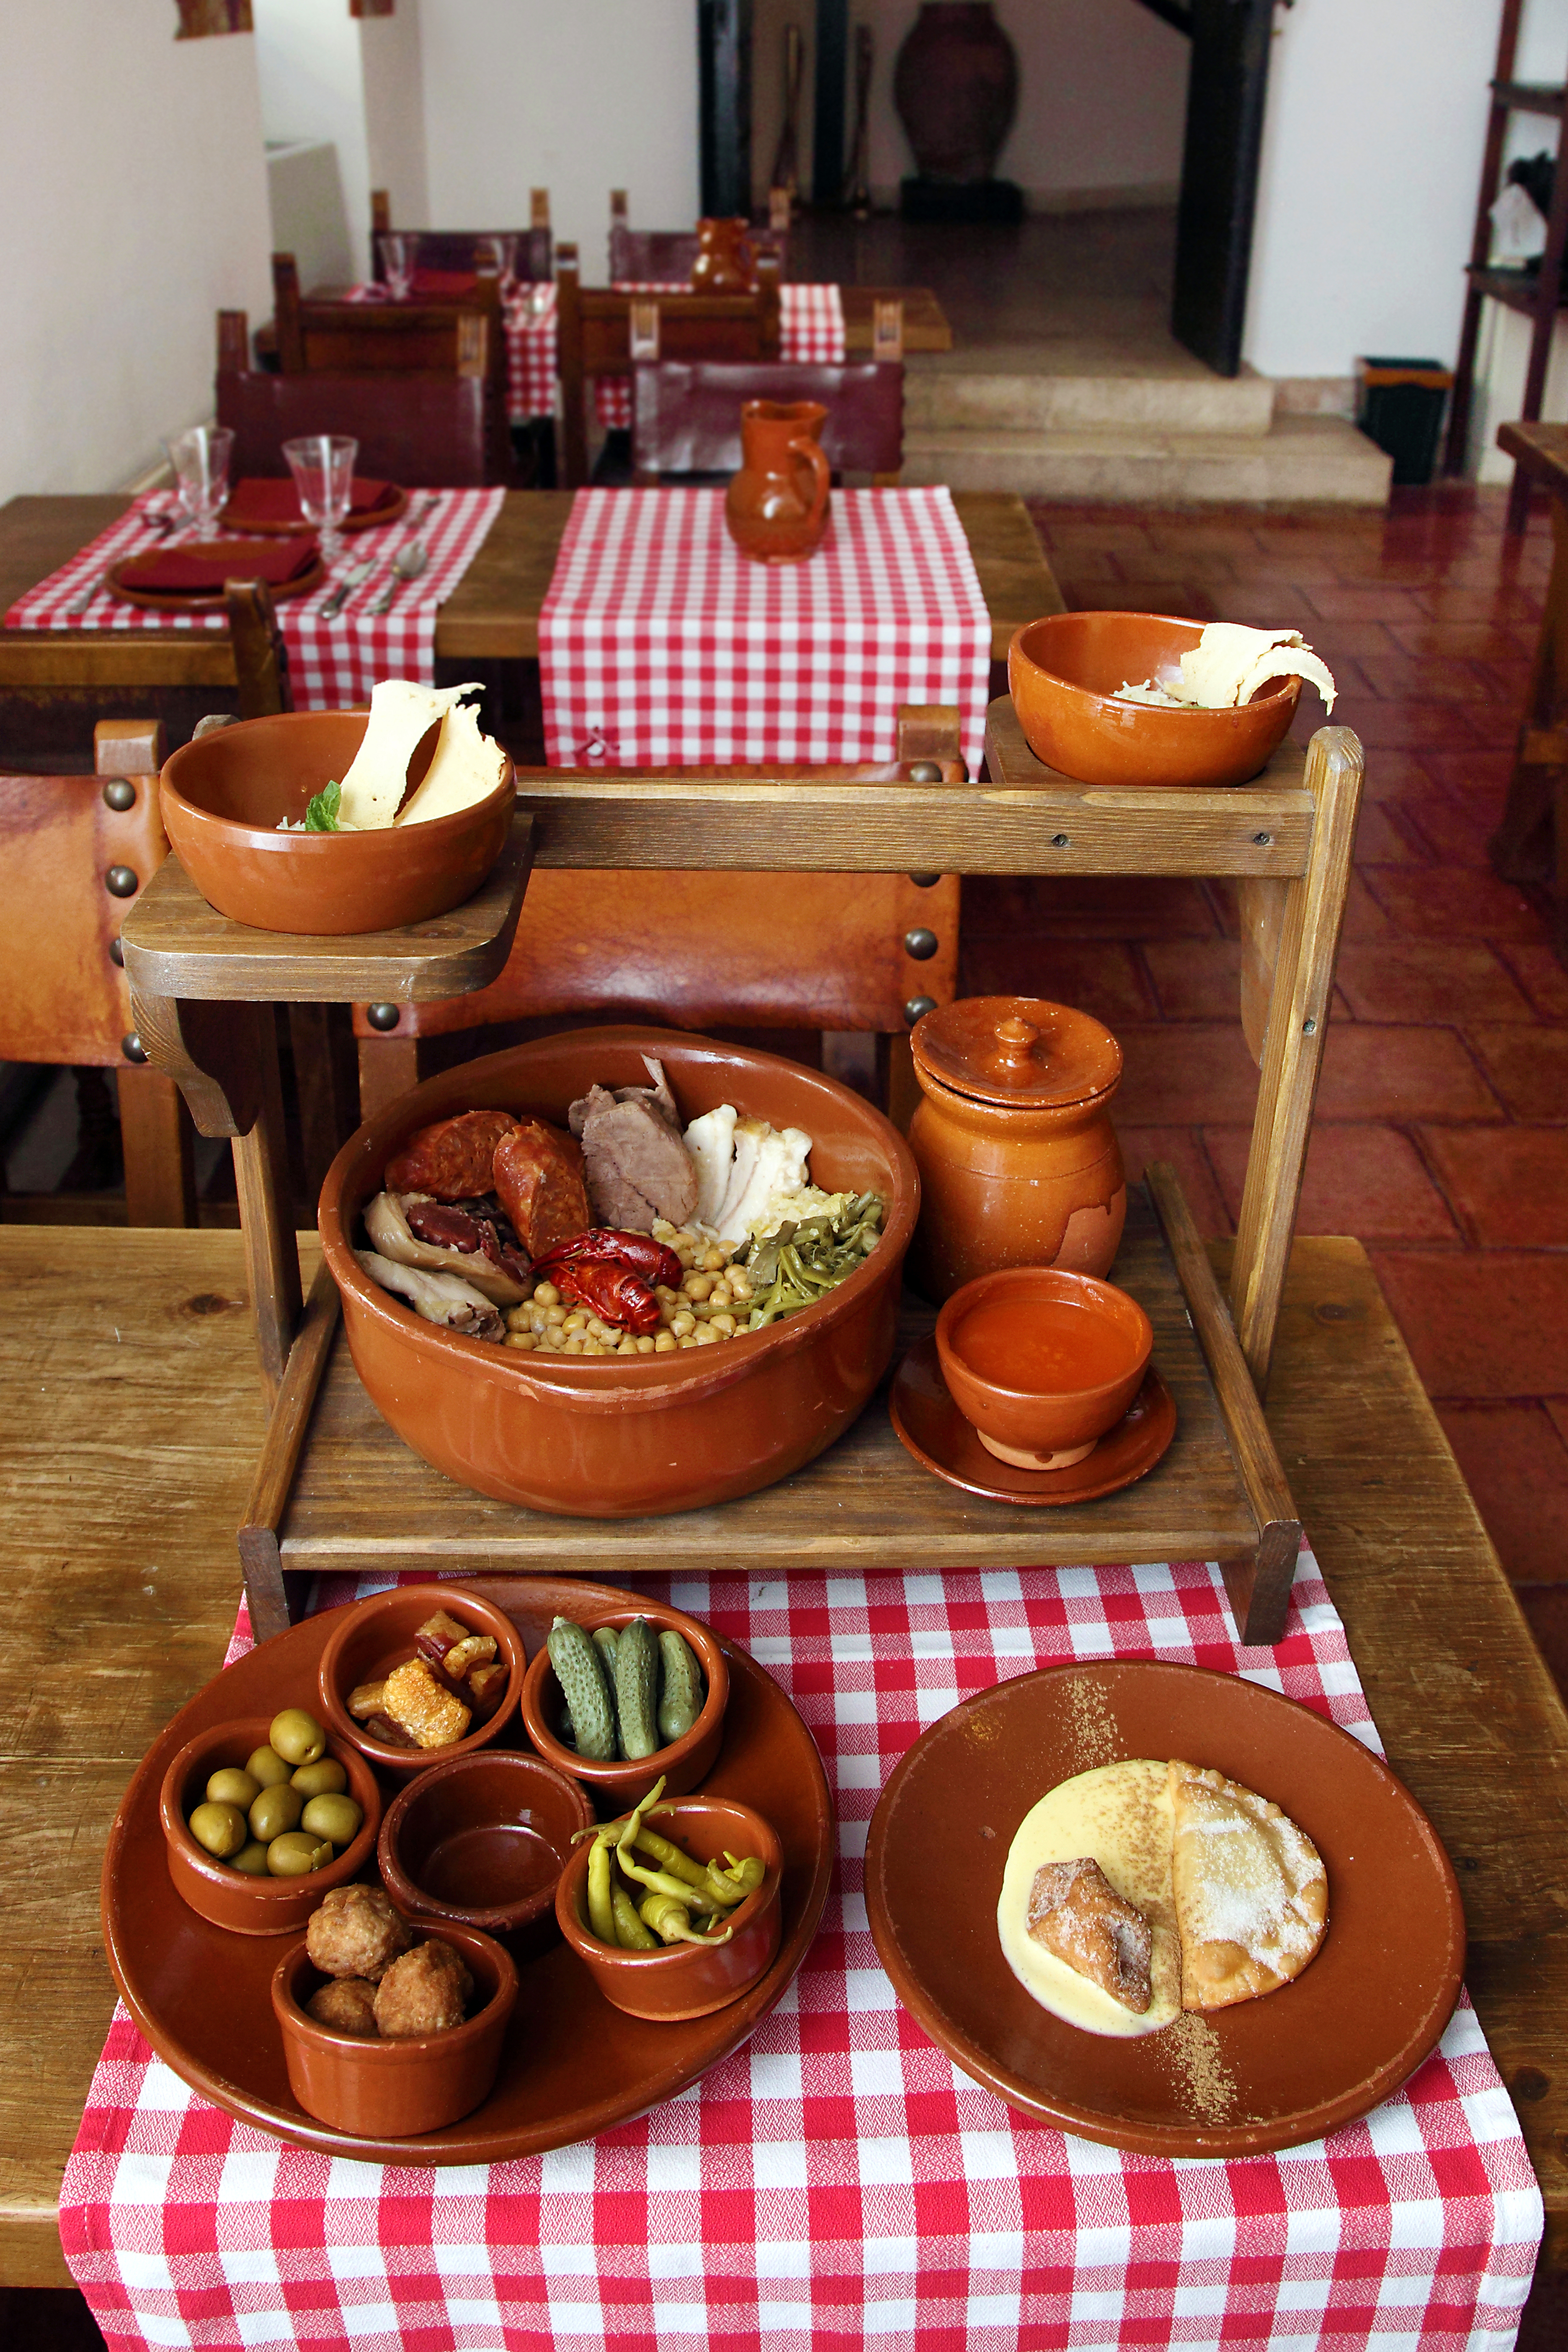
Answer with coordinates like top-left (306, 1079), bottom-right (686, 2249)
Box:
top-left (865, 1659), bottom-right (1466, 2157)
top-left (889, 1334), bottom-right (1175, 1505)
top-left (220, 484), bottom-right (408, 535)
top-left (100, 1576), bottom-right (834, 2166)
top-left (106, 548), bottom-right (326, 613)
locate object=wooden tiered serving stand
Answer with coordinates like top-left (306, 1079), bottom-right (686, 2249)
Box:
top-left (119, 699), bottom-right (1363, 1651)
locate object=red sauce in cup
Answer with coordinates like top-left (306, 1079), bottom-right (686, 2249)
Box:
top-left (952, 1296), bottom-right (1137, 1394)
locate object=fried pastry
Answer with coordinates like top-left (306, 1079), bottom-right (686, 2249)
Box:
top-left (1168, 1761), bottom-right (1328, 2012)
top-left (1026, 1855), bottom-right (1153, 2013)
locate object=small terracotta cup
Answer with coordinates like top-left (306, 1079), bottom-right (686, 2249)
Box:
top-left (317, 1583), bottom-right (526, 1780)
top-left (935, 1266), bottom-right (1152, 1472)
top-left (519, 1600), bottom-right (729, 1812)
top-left (160, 1715), bottom-right (382, 1936)
top-left (378, 1749), bottom-right (593, 1959)
top-left (555, 1795), bottom-right (782, 2021)
top-left (271, 1921), bottom-right (517, 2138)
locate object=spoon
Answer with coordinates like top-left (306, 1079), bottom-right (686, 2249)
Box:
top-left (369, 539), bottom-right (429, 615)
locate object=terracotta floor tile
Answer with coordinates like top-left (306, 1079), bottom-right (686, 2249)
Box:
top-left (1145, 521), bottom-right (1268, 555)
top-left (1417, 748), bottom-right (1515, 797)
top-left (1476, 658), bottom-right (1533, 705)
top-left (1315, 1024), bottom-right (1502, 1122)
top-left (1333, 941), bottom-right (1534, 1024)
top-left (1434, 1405), bottom-right (1568, 1583)
top-left (1334, 871), bottom-right (1395, 940)
top-left (1465, 1024), bottom-right (1568, 1122)
top-left (1116, 1126), bottom-right (1230, 1240)
top-left (1358, 864), bottom-right (1543, 939)
top-left (1287, 618), bottom-right (1402, 660)
top-left (956, 935), bottom-right (1154, 1023)
top-left (1547, 1399), bottom-right (1568, 1448)
top-left (1460, 699), bottom-right (1532, 750)
top-left (1369, 1249), bottom-right (1568, 1396)
top-left (1112, 548), bottom-right (1243, 585)
top-left (1352, 655), bottom-right (1495, 703)
top-left (1039, 523), bottom-right (1158, 559)
top-left (1202, 589), bottom-right (1325, 630)
top-left (1055, 578), bottom-right (1220, 620)
top-left (1516, 1589), bottom-right (1568, 1693)
top-left (1112, 1024), bottom-right (1260, 1125)
top-left (1386, 622), bottom-right (1536, 660)
top-left (1498, 943), bottom-right (1568, 1019)
top-left (1421, 1127), bottom-right (1568, 1247)
top-left (1394, 793), bottom-right (1496, 867)
top-left (1351, 803), bottom-right (1427, 866)
top-left (962, 874), bottom-right (1220, 940)
top-left (1354, 748), bottom-right (1450, 803)
top-left (1413, 586), bottom-right (1543, 623)
top-left (1302, 583), bottom-right (1431, 623)
top-left (1141, 938), bottom-right (1242, 1021)
top-left (1205, 1121), bottom-right (1459, 1241)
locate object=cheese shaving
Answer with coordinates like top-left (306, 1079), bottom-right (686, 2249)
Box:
top-left (396, 695), bottom-right (509, 826)
top-left (1117, 623), bottom-right (1336, 716)
top-left (335, 680), bottom-right (495, 830)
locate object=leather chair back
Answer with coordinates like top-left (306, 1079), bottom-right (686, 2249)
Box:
top-left (632, 360), bottom-right (903, 482)
top-left (608, 222), bottom-right (789, 284)
top-left (215, 363), bottom-right (508, 487)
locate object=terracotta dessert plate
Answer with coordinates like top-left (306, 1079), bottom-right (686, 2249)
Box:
top-left (101, 1577), bottom-right (833, 2165)
top-left (890, 1334), bottom-right (1175, 1505)
top-left (106, 546), bottom-right (327, 613)
top-left (221, 481), bottom-right (409, 535)
top-left (865, 1660), bottom-right (1465, 2157)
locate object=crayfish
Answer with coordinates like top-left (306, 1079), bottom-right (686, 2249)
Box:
top-left (530, 1230), bottom-right (684, 1335)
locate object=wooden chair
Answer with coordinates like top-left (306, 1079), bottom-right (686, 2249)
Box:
top-left (632, 359), bottom-right (904, 486)
top-left (556, 243), bottom-right (783, 489)
top-left (0, 721), bottom-right (195, 1225)
top-left (608, 189), bottom-right (787, 283)
top-left (269, 255), bottom-right (505, 386)
top-left (371, 188), bottom-right (552, 284)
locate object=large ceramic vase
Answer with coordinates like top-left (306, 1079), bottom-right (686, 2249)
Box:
top-left (690, 218), bottom-right (754, 293)
top-left (893, 3), bottom-right (1019, 183)
top-left (724, 400), bottom-right (830, 565)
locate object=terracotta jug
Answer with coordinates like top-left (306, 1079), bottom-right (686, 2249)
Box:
top-left (690, 218), bottom-right (755, 293)
top-left (724, 400), bottom-right (831, 565)
top-left (906, 995), bottom-right (1127, 1303)
top-left (893, 3), bottom-right (1019, 184)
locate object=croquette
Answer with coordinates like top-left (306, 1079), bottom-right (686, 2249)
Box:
top-left (306, 1883), bottom-right (414, 1982)
top-left (374, 1937), bottom-right (474, 2039)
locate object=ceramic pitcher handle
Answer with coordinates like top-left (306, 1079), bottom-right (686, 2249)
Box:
top-left (790, 435), bottom-right (830, 536)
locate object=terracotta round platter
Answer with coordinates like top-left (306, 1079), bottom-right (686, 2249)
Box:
top-left (106, 547), bottom-right (327, 613)
top-left (865, 1660), bottom-right (1465, 2157)
top-left (889, 1334), bottom-right (1176, 1505)
top-left (101, 1577), bottom-right (833, 2165)
top-left (221, 483), bottom-right (409, 535)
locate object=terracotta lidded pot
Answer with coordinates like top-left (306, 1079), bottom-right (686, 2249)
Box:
top-left (724, 400), bottom-right (830, 565)
top-left (893, 3), bottom-right (1019, 185)
top-left (907, 995), bottom-right (1126, 1303)
top-left (690, 217), bottom-right (755, 293)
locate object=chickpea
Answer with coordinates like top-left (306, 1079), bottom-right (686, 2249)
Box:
top-left (682, 1272), bottom-right (714, 1302)
top-left (617, 1337), bottom-right (638, 1356)
top-left (562, 1311), bottom-right (588, 1333)
top-left (504, 1331), bottom-right (536, 1351)
top-left (729, 1268), bottom-right (753, 1300)
top-left (709, 1313), bottom-right (737, 1336)
top-left (700, 1246), bottom-right (726, 1272)
top-left (562, 1336), bottom-right (584, 1354)
top-left (676, 1332), bottom-right (698, 1349)
top-left (504, 1304), bottom-right (531, 1331)
top-left (654, 1284), bottom-right (681, 1304)
top-left (542, 1304), bottom-right (566, 1327)
top-left (693, 1323), bottom-right (720, 1346)
top-left (670, 1310), bottom-right (696, 1337)
top-left (583, 1338), bottom-right (606, 1356)
top-left (653, 1331), bottom-right (676, 1353)
top-left (532, 1281), bottom-right (560, 1307)
top-left (540, 1326), bottom-right (564, 1351)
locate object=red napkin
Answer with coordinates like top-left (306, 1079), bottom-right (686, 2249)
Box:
top-left (413, 268), bottom-right (478, 298)
top-left (119, 536), bottom-right (320, 595)
top-left (222, 477), bottom-right (398, 527)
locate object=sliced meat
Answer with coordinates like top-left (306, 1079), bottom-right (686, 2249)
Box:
top-left (384, 1109), bottom-right (521, 1200)
top-left (492, 1117), bottom-right (591, 1256)
top-left (568, 1058), bottom-right (698, 1231)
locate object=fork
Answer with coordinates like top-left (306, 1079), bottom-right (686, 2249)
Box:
top-left (64, 570), bottom-right (111, 618)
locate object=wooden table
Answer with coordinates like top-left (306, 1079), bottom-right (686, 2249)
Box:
top-left (1491, 420), bottom-right (1568, 962)
top-left (839, 285), bottom-right (951, 353)
top-left (2, 1223), bottom-right (1564, 2289)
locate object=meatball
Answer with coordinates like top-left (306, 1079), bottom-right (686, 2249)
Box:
top-left (306, 1884), bottom-right (413, 1983)
top-left (374, 1939), bottom-right (474, 2040)
top-left (306, 1977), bottom-right (380, 2038)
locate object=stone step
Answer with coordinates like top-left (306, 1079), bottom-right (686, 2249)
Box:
top-left (901, 415), bottom-right (1392, 505)
top-left (904, 356), bottom-right (1275, 439)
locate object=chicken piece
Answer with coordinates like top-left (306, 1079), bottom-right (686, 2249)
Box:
top-left (356, 1251), bottom-right (505, 1343)
top-left (1026, 1855), bottom-right (1153, 2014)
top-left (374, 1938), bottom-right (474, 2039)
top-left (307, 1977), bottom-right (381, 2038)
top-left (567, 1059), bottom-right (699, 1232)
top-left (383, 1656), bottom-right (472, 1750)
top-left (492, 1117), bottom-right (590, 1257)
top-left (384, 1110), bottom-right (521, 1201)
top-left (306, 1885), bottom-right (414, 1983)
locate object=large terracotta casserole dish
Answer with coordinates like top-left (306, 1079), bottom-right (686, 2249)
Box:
top-left (317, 1026), bottom-right (919, 1516)
top-left (159, 709), bottom-right (514, 935)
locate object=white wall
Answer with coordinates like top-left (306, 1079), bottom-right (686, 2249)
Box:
top-left (253, 0), bottom-right (372, 281)
top-left (0, 0), bottom-right (272, 500)
top-left (361, 2), bottom-right (431, 235)
top-left (417, 0), bottom-right (699, 270)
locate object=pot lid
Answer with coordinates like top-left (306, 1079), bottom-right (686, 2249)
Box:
top-left (912, 995), bottom-right (1123, 1108)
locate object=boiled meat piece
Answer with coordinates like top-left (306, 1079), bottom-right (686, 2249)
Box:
top-left (492, 1117), bottom-right (591, 1256)
top-left (362, 1190), bottom-right (529, 1305)
top-left (567, 1057), bottom-right (698, 1231)
top-left (384, 1109), bottom-right (521, 1200)
top-left (355, 1250), bottom-right (505, 1342)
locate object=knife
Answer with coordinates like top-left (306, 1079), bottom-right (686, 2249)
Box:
top-left (318, 558), bottom-right (376, 622)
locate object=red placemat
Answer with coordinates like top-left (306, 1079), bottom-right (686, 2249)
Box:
top-left (539, 484), bottom-right (991, 773)
top-left (62, 1551), bottom-right (1540, 2352)
top-left (504, 282), bottom-right (846, 426)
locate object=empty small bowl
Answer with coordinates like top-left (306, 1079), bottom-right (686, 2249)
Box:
top-left (935, 1265), bottom-right (1152, 1472)
top-left (378, 1749), bottom-right (593, 1958)
top-left (317, 1583), bottom-right (526, 1779)
top-left (555, 1795), bottom-right (783, 2020)
top-left (519, 1599), bottom-right (730, 1812)
top-left (159, 710), bottom-right (515, 936)
top-left (160, 1715), bottom-right (382, 1936)
top-left (272, 1920), bottom-right (517, 2138)
top-left (1008, 612), bottom-right (1301, 789)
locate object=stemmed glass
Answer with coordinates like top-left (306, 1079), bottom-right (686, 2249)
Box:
top-left (378, 232), bottom-right (420, 300)
top-left (283, 435), bottom-right (358, 567)
top-left (163, 426), bottom-right (235, 537)
top-left (477, 234), bottom-right (518, 296)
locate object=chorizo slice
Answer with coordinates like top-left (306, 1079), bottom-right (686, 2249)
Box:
top-left (384, 1109), bottom-right (521, 1199)
top-left (493, 1117), bottom-right (591, 1257)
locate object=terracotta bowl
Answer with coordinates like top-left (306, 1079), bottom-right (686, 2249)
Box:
top-left (159, 710), bottom-right (515, 935)
top-left (271, 1920), bottom-right (517, 2137)
top-left (317, 1025), bottom-right (919, 1516)
top-left (555, 1796), bottom-right (783, 2021)
top-left (317, 1583), bottom-right (526, 1780)
top-left (1008, 612), bottom-right (1301, 789)
top-left (935, 1265), bottom-right (1152, 1472)
top-left (520, 1599), bottom-right (730, 1813)
top-left (160, 1715), bottom-right (382, 1937)
top-left (377, 1749), bottom-right (593, 1958)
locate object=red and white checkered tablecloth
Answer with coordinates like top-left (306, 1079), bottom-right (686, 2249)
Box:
top-left (505, 283), bottom-right (847, 426)
top-left (539, 485), bottom-right (992, 774)
top-left (3, 488), bottom-right (505, 709)
top-left (62, 1550), bottom-right (1541, 2352)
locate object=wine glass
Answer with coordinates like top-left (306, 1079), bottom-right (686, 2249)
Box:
top-left (378, 232), bottom-right (420, 301)
top-left (283, 435), bottom-right (358, 566)
top-left (477, 234), bottom-right (518, 296)
top-left (163, 425), bottom-right (235, 537)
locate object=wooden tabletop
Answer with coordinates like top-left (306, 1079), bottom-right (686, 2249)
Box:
top-left (2, 1223), bottom-right (1564, 2287)
top-left (0, 488), bottom-right (1059, 689)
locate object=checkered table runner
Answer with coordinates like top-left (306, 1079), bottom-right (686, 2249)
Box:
top-left (3, 488), bottom-right (504, 709)
top-left (506, 284), bottom-right (847, 426)
top-left (539, 485), bottom-right (991, 774)
top-left (62, 1551), bottom-right (1541, 2352)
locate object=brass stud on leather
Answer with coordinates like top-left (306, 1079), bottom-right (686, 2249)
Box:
top-left (108, 937), bottom-right (124, 967)
top-left (366, 1003), bottom-right (402, 1031)
top-left (906, 760), bottom-right (942, 782)
top-left (903, 927), bottom-right (939, 960)
top-left (121, 1032), bottom-right (147, 1063)
top-left (904, 995), bottom-right (938, 1026)
top-left (105, 865), bottom-right (139, 897)
top-left (102, 778), bottom-right (136, 812)
top-left (907, 870), bottom-right (941, 888)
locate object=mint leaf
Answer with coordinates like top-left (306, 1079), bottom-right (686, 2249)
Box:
top-left (304, 779), bottom-right (341, 833)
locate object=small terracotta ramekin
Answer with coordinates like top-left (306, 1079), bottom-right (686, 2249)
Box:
top-left (160, 1715), bottom-right (382, 1936)
top-left (378, 1748), bottom-right (593, 1959)
top-left (935, 1265), bottom-right (1152, 1471)
top-left (519, 1600), bottom-right (729, 1812)
top-left (271, 1921), bottom-right (517, 2137)
top-left (317, 1583), bottom-right (525, 1780)
top-left (555, 1795), bottom-right (782, 2021)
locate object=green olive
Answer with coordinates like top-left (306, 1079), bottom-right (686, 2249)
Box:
top-left (230, 1839), bottom-right (271, 1876)
top-left (300, 1793), bottom-right (362, 1846)
top-left (188, 1800), bottom-right (248, 1860)
top-left (290, 1757), bottom-right (346, 1800)
top-left (249, 1782), bottom-right (304, 1843)
top-left (245, 1743), bottom-right (292, 1789)
top-left (206, 1767), bottom-right (260, 1810)
top-left (269, 1707), bottom-right (326, 1767)
top-left (266, 1830), bottom-right (333, 1877)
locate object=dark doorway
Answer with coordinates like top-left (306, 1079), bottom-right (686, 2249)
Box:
top-left (1165, 0), bottom-right (1276, 376)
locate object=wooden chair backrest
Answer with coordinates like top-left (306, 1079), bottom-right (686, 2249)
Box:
top-left (631, 359), bottom-right (903, 484)
top-left (371, 188), bottom-right (552, 282)
top-left (271, 255), bottom-right (503, 389)
top-left (607, 192), bottom-right (788, 284)
top-left (217, 325), bottom-right (511, 487)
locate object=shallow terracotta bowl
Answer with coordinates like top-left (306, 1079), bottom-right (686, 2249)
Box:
top-left (935, 1266), bottom-right (1152, 1472)
top-left (520, 1599), bottom-right (730, 1812)
top-left (1008, 612), bottom-right (1301, 788)
top-left (271, 1920), bottom-right (517, 2137)
top-left (159, 1715), bottom-right (382, 1936)
top-left (316, 1583), bottom-right (525, 1779)
top-left (317, 1025), bottom-right (919, 1516)
top-left (159, 710), bottom-right (514, 935)
top-left (377, 1749), bottom-right (593, 1957)
top-left (555, 1796), bottom-right (783, 2021)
